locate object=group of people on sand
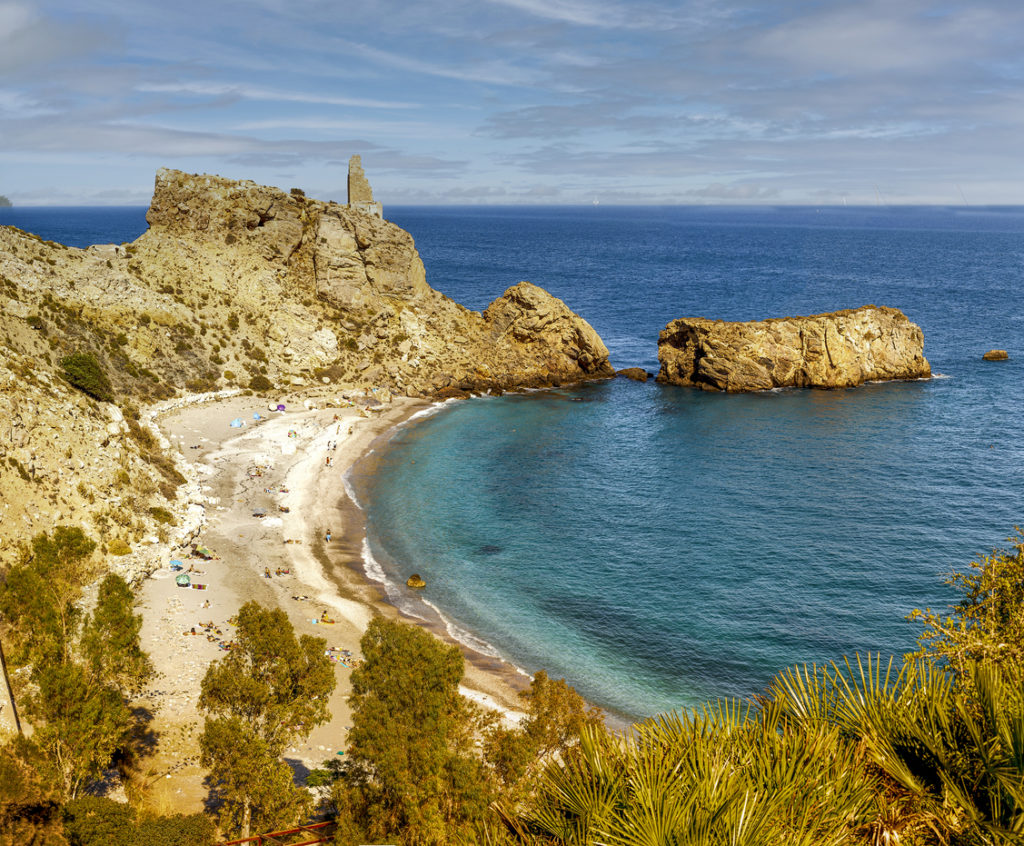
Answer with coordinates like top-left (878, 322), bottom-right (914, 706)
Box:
top-left (263, 567), bottom-right (292, 578)
top-left (182, 620), bottom-right (234, 650)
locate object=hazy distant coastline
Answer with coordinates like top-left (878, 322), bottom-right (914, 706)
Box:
top-left (0, 195), bottom-right (12, 208)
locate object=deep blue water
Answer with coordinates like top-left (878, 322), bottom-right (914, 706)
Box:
top-left (8, 204), bottom-right (1024, 720)
top-left (362, 205), bottom-right (1024, 719)
top-left (0, 206), bottom-right (148, 248)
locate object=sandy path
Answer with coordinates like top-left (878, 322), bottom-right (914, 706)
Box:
top-left (134, 391), bottom-right (527, 813)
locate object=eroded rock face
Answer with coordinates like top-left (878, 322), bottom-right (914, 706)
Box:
top-left (0, 166), bottom-right (614, 570)
top-left (657, 307), bottom-right (930, 391)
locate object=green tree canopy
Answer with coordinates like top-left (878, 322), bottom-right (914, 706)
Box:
top-left (910, 530), bottom-right (1024, 680)
top-left (0, 528), bottom-right (149, 802)
top-left (199, 601), bottom-right (335, 838)
top-left (333, 616), bottom-right (494, 846)
top-left (0, 526), bottom-right (97, 666)
top-left (80, 574), bottom-right (153, 698)
top-left (0, 738), bottom-right (68, 845)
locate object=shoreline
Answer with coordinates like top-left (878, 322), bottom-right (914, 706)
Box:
top-left (133, 389), bottom-right (529, 813)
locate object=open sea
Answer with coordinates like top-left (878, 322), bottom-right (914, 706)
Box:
top-left (5, 203), bottom-right (1023, 721)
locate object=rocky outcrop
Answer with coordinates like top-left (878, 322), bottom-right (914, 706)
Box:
top-left (657, 307), bottom-right (930, 391)
top-left (616, 368), bottom-right (650, 382)
top-left (0, 166), bottom-right (612, 567)
top-left (982, 349), bottom-right (1009, 361)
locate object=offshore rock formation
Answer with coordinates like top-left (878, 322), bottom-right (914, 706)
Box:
top-left (0, 167), bottom-right (612, 568)
top-left (616, 368), bottom-right (651, 382)
top-left (982, 349), bottom-right (1009, 361)
top-left (657, 307), bottom-right (930, 391)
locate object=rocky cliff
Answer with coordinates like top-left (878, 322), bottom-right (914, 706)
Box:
top-left (657, 307), bottom-right (930, 391)
top-left (0, 167), bottom-right (612, 570)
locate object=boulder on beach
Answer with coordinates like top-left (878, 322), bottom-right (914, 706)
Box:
top-left (406, 574), bottom-right (426, 588)
top-left (982, 349), bottom-right (1009, 361)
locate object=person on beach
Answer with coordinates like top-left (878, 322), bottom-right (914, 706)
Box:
top-left (326, 530), bottom-right (332, 542)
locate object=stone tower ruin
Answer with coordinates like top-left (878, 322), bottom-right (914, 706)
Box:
top-left (347, 155), bottom-right (382, 218)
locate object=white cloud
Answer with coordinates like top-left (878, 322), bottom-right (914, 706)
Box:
top-left (136, 81), bottom-right (420, 110)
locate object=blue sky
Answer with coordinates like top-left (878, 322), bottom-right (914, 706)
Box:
top-left (1, 0), bottom-right (1022, 205)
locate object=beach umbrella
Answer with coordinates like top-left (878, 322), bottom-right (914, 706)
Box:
top-left (253, 413), bottom-right (261, 420)
top-left (175, 574), bottom-right (191, 587)
top-left (170, 559), bottom-right (183, 567)
top-left (276, 403), bottom-right (286, 411)
top-left (229, 417), bottom-right (243, 428)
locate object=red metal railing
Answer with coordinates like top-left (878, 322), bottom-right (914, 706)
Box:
top-left (217, 820), bottom-right (334, 845)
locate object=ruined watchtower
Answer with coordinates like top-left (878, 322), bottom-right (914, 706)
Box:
top-left (347, 155), bottom-right (382, 218)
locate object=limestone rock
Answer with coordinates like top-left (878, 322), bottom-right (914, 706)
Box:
top-left (406, 574), bottom-right (426, 588)
top-left (616, 367), bottom-right (650, 382)
top-left (657, 306), bottom-right (930, 391)
top-left (0, 164), bottom-right (614, 568)
top-left (982, 349), bottom-right (1009, 361)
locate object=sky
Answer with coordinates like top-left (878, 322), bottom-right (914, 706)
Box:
top-left (1, 0), bottom-right (1022, 205)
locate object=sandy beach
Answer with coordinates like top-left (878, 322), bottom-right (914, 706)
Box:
top-left (134, 390), bottom-right (527, 813)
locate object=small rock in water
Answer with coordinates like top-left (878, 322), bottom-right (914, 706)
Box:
top-left (406, 574), bottom-right (426, 588)
top-left (616, 367), bottom-right (651, 382)
top-left (982, 349), bottom-right (1009, 361)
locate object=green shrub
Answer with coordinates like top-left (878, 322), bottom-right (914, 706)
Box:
top-left (64, 796), bottom-right (134, 846)
top-left (148, 506), bottom-right (175, 525)
top-left (107, 539), bottom-right (131, 556)
top-left (185, 377), bottom-right (217, 393)
top-left (249, 374), bottom-right (273, 392)
top-left (60, 352), bottom-right (112, 402)
top-left (135, 813), bottom-right (215, 846)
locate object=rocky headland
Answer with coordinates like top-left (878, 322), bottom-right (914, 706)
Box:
top-left (0, 166), bottom-right (611, 571)
top-left (656, 306), bottom-right (930, 392)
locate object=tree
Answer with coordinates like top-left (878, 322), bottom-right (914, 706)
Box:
top-left (80, 574), bottom-right (153, 698)
top-left (910, 530), bottom-right (1024, 680)
top-left (0, 526), bottom-right (97, 666)
top-left (332, 617), bottom-right (495, 846)
top-left (0, 737), bottom-right (68, 845)
top-left (0, 528), bottom-right (149, 802)
top-left (198, 602), bottom-right (335, 838)
top-left (486, 671), bottom-right (604, 802)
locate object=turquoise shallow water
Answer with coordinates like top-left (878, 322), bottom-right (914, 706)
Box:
top-left (6, 204), bottom-right (1024, 721)
top-left (355, 205), bottom-right (1024, 721)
